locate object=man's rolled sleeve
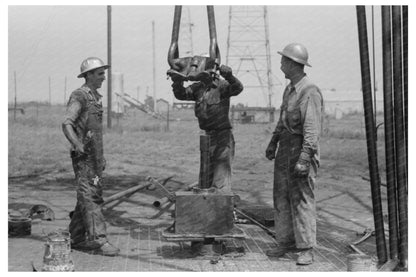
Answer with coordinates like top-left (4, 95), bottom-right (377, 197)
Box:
top-left (222, 75), bottom-right (244, 98)
top-left (172, 81), bottom-right (197, 101)
top-left (63, 91), bottom-right (84, 127)
top-left (300, 89), bottom-right (322, 161)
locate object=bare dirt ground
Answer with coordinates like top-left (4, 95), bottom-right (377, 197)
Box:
top-left (8, 105), bottom-right (390, 271)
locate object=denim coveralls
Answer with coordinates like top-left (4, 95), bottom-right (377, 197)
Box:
top-left (64, 85), bottom-right (107, 248)
top-left (272, 76), bottom-right (324, 248)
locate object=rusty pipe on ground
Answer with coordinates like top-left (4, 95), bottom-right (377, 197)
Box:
top-left (356, 6), bottom-right (387, 264)
top-left (234, 208), bottom-right (275, 238)
top-left (168, 6), bottom-right (182, 70)
top-left (153, 181), bottom-right (198, 208)
top-left (392, 6), bottom-right (408, 268)
top-left (103, 181), bottom-right (153, 206)
top-left (381, 6), bottom-right (399, 261)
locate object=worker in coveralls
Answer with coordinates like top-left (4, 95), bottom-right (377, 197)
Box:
top-left (171, 59), bottom-right (243, 192)
top-left (265, 43), bottom-right (324, 265)
top-left (62, 57), bottom-right (119, 256)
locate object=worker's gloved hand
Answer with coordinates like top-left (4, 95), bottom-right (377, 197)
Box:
top-left (219, 65), bottom-right (233, 79)
top-left (171, 81), bottom-right (184, 94)
top-left (74, 142), bottom-right (85, 155)
top-left (265, 142), bottom-right (277, 160)
top-left (294, 152), bottom-right (311, 177)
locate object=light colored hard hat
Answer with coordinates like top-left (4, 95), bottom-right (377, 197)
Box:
top-left (277, 43), bottom-right (311, 67)
top-left (77, 57), bottom-right (110, 78)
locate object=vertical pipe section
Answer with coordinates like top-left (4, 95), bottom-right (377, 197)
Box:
top-left (402, 5), bottom-right (408, 186)
top-left (381, 6), bottom-right (399, 260)
top-left (199, 135), bottom-right (211, 189)
top-left (371, 6), bottom-right (377, 130)
top-left (356, 6), bottom-right (387, 264)
top-left (107, 5), bottom-right (112, 129)
top-left (168, 6), bottom-right (182, 69)
top-left (207, 6), bottom-right (221, 66)
top-left (392, 6), bottom-right (407, 268)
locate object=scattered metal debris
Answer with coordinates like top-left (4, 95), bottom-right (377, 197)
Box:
top-left (27, 204), bottom-right (55, 221)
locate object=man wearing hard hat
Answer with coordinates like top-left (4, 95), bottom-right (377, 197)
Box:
top-left (265, 43), bottom-right (324, 265)
top-left (171, 59), bottom-right (243, 193)
top-left (62, 57), bottom-right (119, 256)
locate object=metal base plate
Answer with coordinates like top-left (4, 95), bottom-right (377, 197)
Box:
top-left (162, 225), bottom-right (247, 242)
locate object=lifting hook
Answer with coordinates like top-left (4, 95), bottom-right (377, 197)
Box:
top-left (167, 6), bottom-right (221, 83)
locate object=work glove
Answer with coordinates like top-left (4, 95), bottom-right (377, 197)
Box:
top-left (171, 81), bottom-right (184, 94)
top-left (265, 142), bottom-right (277, 160)
top-left (294, 151), bottom-right (311, 177)
top-left (74, 142), bottom-right (85, 155)
top-left (219, 65), bottom-right (233, 79)
top-left (265, 134), bottom-right (279, 160)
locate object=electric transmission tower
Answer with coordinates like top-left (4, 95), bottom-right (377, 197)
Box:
top-left (179, 6), bottom-right (194, 56)
top-left (226, 6), bottom-right (280, 107)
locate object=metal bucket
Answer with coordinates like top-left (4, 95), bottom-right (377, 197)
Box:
top-left (8, 216), bottom-right (31, 237)
top-left (347, 254), bottom-right (374, 271)
top-left (42, 230), bottom-right (74, 272)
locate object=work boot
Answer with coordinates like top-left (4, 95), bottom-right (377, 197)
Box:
top-left (266, 242), bottom-right (297, 257)
top-left (71, 240), bottom-right (102, 251)
top-left (296, 248), bottom-right (314, 265)
top-left (92, 242), bottom-right (120, 257)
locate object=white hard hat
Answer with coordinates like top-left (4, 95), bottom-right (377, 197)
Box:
top-left (77, 57), bottom-right (109, 78)
top-left (277, 43), bottom-right (311, 67)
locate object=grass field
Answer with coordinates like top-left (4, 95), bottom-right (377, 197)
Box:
top-left (9, 103), bottom-right (389, 217)
top-left (8, 104), bottom-right (387, 181)
top-left (8, 103), bottom-right (392, 263)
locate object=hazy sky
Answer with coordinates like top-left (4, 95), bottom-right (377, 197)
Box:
top-left (7, 3), bottom-right (389, 107)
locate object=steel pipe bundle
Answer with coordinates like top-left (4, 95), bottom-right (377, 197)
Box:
top-left (357, 5), bottom-right (408, 268)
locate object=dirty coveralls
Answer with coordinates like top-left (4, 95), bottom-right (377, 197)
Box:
top-left (173, 76), bottom-right (243, 192)
top-left (272, 76), bottom-right (324, 249)
top-left (63, 85), bottom-right (107, 248)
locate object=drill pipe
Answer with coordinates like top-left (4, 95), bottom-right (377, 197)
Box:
top-left (381, 6), bottom-right (399, 260)
top-left (392, 6), bottom-right (408, 268)
top-left (356, 6), bottom-right (387, 263)
top-left (199, 135), bottom-right (211, 189)
top-left (207, 6), bottom-right (221, 66)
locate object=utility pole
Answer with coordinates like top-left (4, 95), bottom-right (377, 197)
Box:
top-left (49, 76), bottom-right (51, 106)
top-left (152, 21), bottom-right (157, 113)
top-left (14, 71), bottom-right (17, 121)
top-left (107, 5), bottom-right (112, 129)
